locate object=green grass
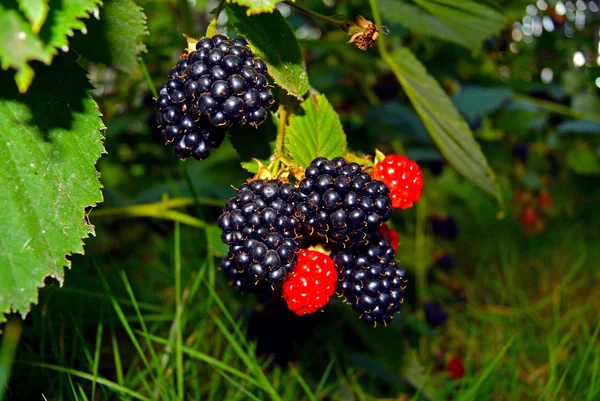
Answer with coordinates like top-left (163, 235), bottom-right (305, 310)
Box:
top-left (1, 207), bottom-right (599, 401)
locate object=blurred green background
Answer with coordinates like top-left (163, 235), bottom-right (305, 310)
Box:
top-left (1, 0), bottom-right (600, 400)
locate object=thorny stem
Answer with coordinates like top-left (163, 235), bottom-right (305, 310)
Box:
top-left (282, 0), bottom-right (349, 30)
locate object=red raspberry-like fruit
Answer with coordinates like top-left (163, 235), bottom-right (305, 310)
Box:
top-left (378, 223), bottom-right (399, 252)
top-left (374, 154), bottom-right (423, 209)
top-left (282, 250), bottom-right (338, 315)
top-left (447, 355), bottom-right (465, 379)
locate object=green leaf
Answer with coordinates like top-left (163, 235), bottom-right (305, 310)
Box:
top-left (229, 0), bottom-right (282, 14)
top-left (71, 0), bottom-right (148, 72)
top-left (227, 4), bottom-right (308, 100)
top-left (380, 0), bottom-right (505, 50)
top-left (206, 225), bottom-right (228, 258)
top-left (566, 141), bottom-right (600, 175)
top-left (451, 86), bottom-right (513, 124)
top-left (0, 54), bottom-right (105, 319)
top-left (557, 120), bottom-right (600, 135)
top-left (285, 94), bottom-right (347, 168)
top-left (387, 47), bottom-right (501, 203)
top-left (17, 0), bottom-right (49, 33)
top-left (0, 0), bottom-right (101, 92)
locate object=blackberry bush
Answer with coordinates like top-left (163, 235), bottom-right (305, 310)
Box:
top-left (155, 33), bottom-right (275, 160)
top-left (218, 180), bottom-right (301, 292)
top-left (332, 234), bottom-right (406, 325)
top-left (295, 157), bottom-right (393, 246)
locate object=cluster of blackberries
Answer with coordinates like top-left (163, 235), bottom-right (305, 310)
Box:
top-left (217, 157), bottom-right (406, 325)
top-left (218, 180), bottom-right (301, 292)
top-left (155, 34), bottom-right (275, 160)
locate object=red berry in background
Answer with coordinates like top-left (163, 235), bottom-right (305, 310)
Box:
top-left (447, 355), bottom-right (465, 380)
top-left (522, 207), bottom-right (537, 227)
top-left (374, 154), bottom-right (423, 210)
top-left (282, 250), bottom-right (338, 316)
top-left (378, 223), bottom-right (399, 252)
top-left (539, 191), bottom-right (553, 208)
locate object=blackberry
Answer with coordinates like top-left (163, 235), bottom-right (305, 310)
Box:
top-left (332, 234), bottom-right (406, 325)
top-left (295, 157), bottom-right (393, 246)
top-left (156, 74), bottom-right (227, 160)
top-left (431, 216), bottom-right (458, 239)
top-left (218, 180), bottom-right (301, 291)
top-left (155, 34), bottom-right (274, 161)
top-left (424, 300), bottom-right (448, 328)
top-left (190, 34), bottom-right (274, 128)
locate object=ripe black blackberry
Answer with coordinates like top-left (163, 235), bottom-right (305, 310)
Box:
top-left (332, 234), bottom-right (406, 325)
top-left (191, 34), bottom-right (274, 128)
top-left (295, 157), bottom-right (393, 246)
top-left (155, 67), bottom-right (227, 160)
top-left (155, 34), bottom-right (274, 160)
top-left (218, 180), bottom-right (301, 292)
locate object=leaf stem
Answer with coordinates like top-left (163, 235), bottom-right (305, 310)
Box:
top-left (282, 0), bottom-right (348, 30)
top-left (276, 106), bottom-right (287, 159)
top-left (139, 57), bottom-right (158, 99)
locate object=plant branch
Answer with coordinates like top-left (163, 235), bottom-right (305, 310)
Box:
top-left (368, 0), bottom-right (387, 55)
top-left (283, 0), bottom-right (348, 30)
top-left (91, 197), bottom-right (223, 229)
top-left (207, 0), bottom-right (227, 37)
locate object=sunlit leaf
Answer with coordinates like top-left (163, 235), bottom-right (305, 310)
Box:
top-left (285, 94), bottom-right (347, 168)
top-left (388, 47), bottom-right (501, 202)
top-left (227, 4), bottom-right (309, 100)
top-left (0, 54), bottom-right (105, 319)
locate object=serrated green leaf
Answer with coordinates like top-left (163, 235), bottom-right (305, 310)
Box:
top-left (0, 0), bottom-right (101, 92)
top-left (0, 54), bottom-right (105, 319)
top-left (229, 0), bottom-right (282, 14)
top-left (285, 94), bottom-right (347, 168)
top-left (380, 0), bottom-right (505, 50)
top-left (71, 0), bottom-right (148, 72)
top-left (227, 4), bottom-right (308, 100)
top-left (387, 47), bottom-right (500, 202)
top-left (17, 0), bottom-right (49, 33)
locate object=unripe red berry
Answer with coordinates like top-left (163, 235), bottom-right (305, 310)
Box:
top-left (282, 250), bottom-right (337, 316)
top-left (374, 154), bottom-right (423, 209)
top-left (377, 223), bottom-right (399, 252)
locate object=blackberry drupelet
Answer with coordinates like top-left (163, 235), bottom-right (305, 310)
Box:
top-left (295, 157), bottom-right (393, 246)
top-left (218, 180), bottom-right (301, 291)
top-left (332, 234), bottom-right (406, 325)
